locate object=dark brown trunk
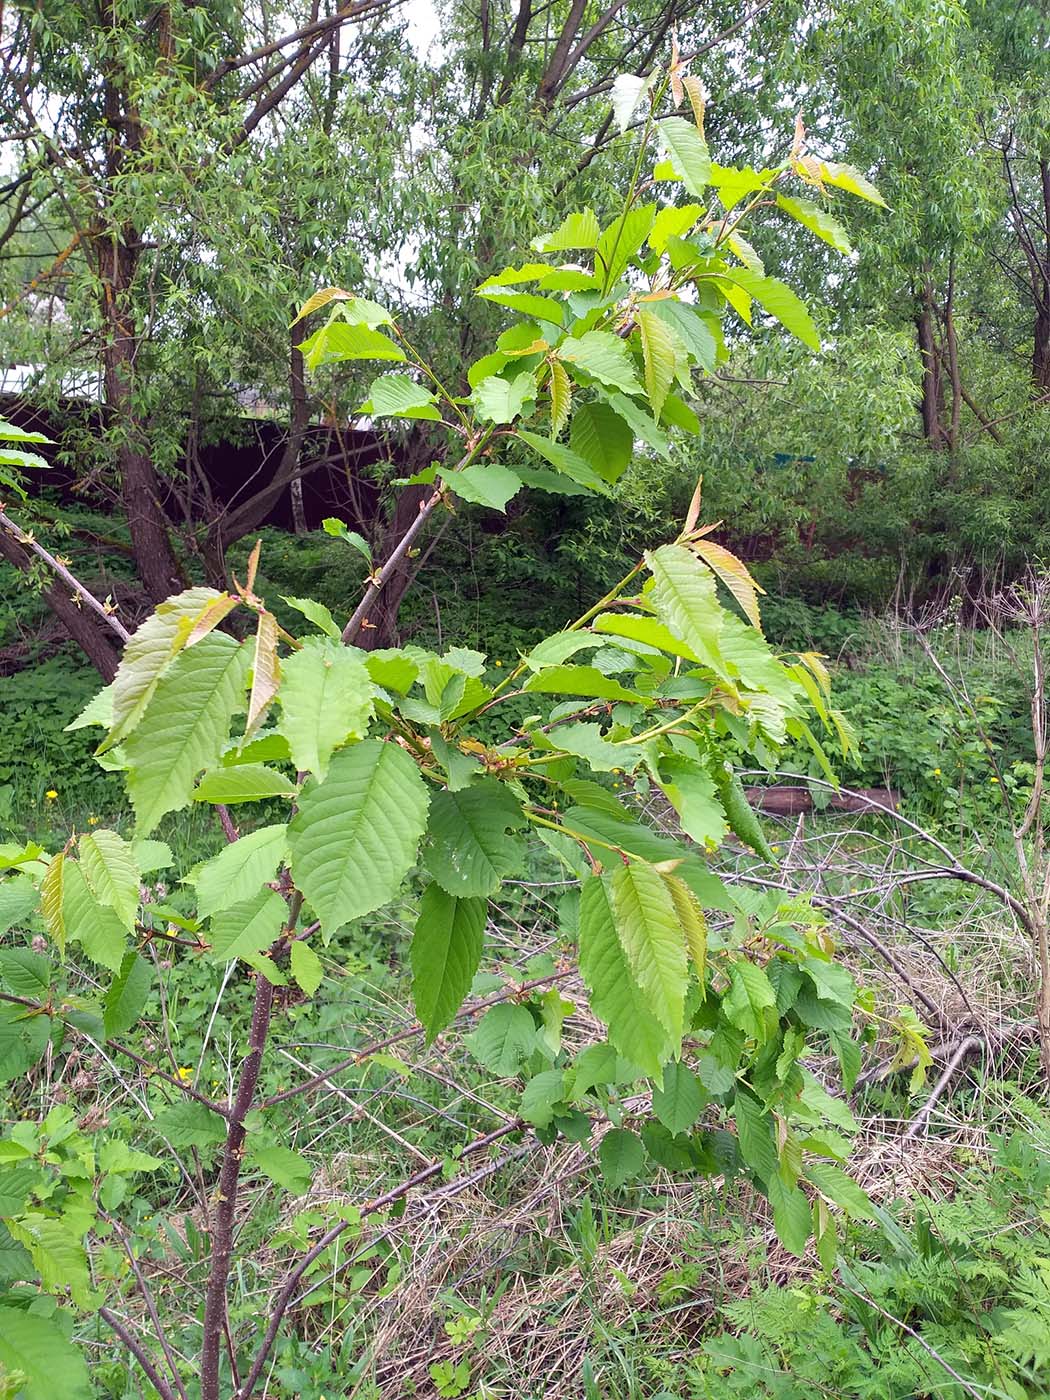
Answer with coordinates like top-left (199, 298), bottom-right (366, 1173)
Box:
top-left (916, 284), bottom-right (944, 447)
top-left (1036, 159), bottom-right (1050, 393)
top-left (0, 530), bottom-right (121, 679)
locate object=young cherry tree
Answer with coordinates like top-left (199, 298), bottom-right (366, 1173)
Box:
top-left (0, 57), bottom-right (883, 1400)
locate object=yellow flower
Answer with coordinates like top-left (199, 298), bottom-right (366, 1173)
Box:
top-left (771, 844), bottom-right (781, 853)
top-left (933, 768), bottom-right (941, 776)
top-left (494, 659), bottom-right (502, 667)
top-left (45, 789), bottom-right (58, 801)
top-left (990, 776), bottom-right (999, 784)
top-left (175, 1067), bottom-right (194, 1083)
top-left (88, 815), bottom-right (100, 825)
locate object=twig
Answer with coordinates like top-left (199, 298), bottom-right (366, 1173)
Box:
top-left (903, 1035), bottom-right (985, 1139)
top-left (0, 508), bottom-right (131, 642)
top-left (99, 1308), bottom-right (177, 1400)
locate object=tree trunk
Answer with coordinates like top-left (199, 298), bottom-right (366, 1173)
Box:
top-left (916, 283), bottom-right (944, 447)
top-left (1036, 159), bottom-right (1050, 393)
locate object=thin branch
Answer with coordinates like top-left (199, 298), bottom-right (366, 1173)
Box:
top-left (99, 1308), bottom-right (177, 1400)
top-left (0, 508), bottom-right (131, 641)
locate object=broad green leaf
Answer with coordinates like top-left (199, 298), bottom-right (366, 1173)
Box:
top-left (248, 1144), bottom-right (312, 1193)
top-left (523, 665), bottom-right (642, 703)
top-left (513, 464), bottom-right (593, 497)
top-left (78, 829), bottom-right (139, 931)
top-left (288, 739), bottom-right (430, 933)
top-left (811, 159), bottom-right (887, 207)
top-left (6, 1215), bottom-right (92, 1306)
top-left (652, 1061), bottom-right (706, 1134)
top-left (471, 371), bottom-right (536, 424)
top-left (0, 1304), bottom-right (92, 1400)
top-left (552, 722), bottom-right (642, 773)
top-left (719, 270), bottom-right (820, 351)
top-left (0, 948), bottom-right (48, 999)
top-left (98, 1140), bottom-right (163, 1174)
top-left (531, 208), bottom-right (600, 252)
top-left (475, 287), bottom-right (564, 325)
top-left (656, 117), bottom-right (711, 196)
top-left (559, 331), bottom-right (643, 396)
top-left (572, 1043), bottom-right (621, 1096)
top-left (281, 595), bottom-right (342, 640)
top-left (322, 517), bottom-right (373, 562)
top-left (723, 959), bottom-right (777, 1041)
top-left (733, 1088), bottom-right (777, 1183)
top-left (123, 633), bottom-right (251, 834)
top-left (196, 824), bottom-right (288, 920)
top-left (65, 682), bottom-right (114, 732)
top-left (646, 543), bottom-right (725, 672)
top-left (569, 402), bottom-right (633, 482)
top-left (363, 373), bottom-right (441, 420)
top-left (152, 1100), bottom-right (227, 1148)
top-left (289, 939), bottom-right (324, 996)
top-left (0, 873), bottom-right (39, 937)
top-left (424, 780), bottom-right (525, 898)
top-left (207, 888), bottom-right (287, 962)
top-left (805, 1162), bottom-right (874, 1219)
top-left (519, 1068), bottom-right (567, 1127)
top-left (767, 1173), bottom-right (812, 1255)
top-left (610, 862), bottom-right (687, 1042)
top-left (524, 631), bottom-right (601, 670)
top-left (649, 203), bottom-right (702, 253)
top-left (595, 204), bottom-right (656, 289)
top-left (775, 193), bottom-right (852, 253)
top-left (133, 839), bottom-right (173, 873)
top-left (548, 358), bottom-right (571, 438)
top-left (62, 862), bottom-right (126, 972)
top-left (292, 288), bottom-right (391, 325)
top-left (411, 884), bottom-right (486, 1042)
top-left (709, 163), bottom-right (773, 209)
top-left (103, 951), bottom-right (151, 1039)
top-left (644, 299), bottom-right (717, 371)
top-left (636, 309), bottom-right (678, 420)
top-left (365, 648), bottom-right (419, 693)
top-left (277, 636), bottom-right (375, 780)
top-left (599, 390), bottom-right (671, 455)
top-left (656, 755), bottom-right (727, 849)
top-left (448, 463), bottom-right (524, 512)
top-left (465, 1003), bottom-right (538, 1076)
top-left (592, 611), bottom-right (700, 661)
top-left (479, 261), bottom-right (557, 288)
top-left (299, 320), bottom-right (405, 367)
top-left (578, 876), bottom-right (671, 1077)
top-left (0, 1005), bottom-right (50, 1082)
top-left (517, 430), bottom-right (610, 492)
top-left (599, 1127), bottom-right (645, 1187)
top-left (101, 586), bottom-right (225, 752)
top-left (663, 871), bottom-right (708, 985)
top-left (194, 764), bottom-right (297, 803)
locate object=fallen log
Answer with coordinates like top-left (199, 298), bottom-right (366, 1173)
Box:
top-left (744, 784), bottom-right (901, 815)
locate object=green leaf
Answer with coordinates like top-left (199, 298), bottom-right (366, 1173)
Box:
top-left (299, 320), bottom-right (406, 367)
top-left (812, 160), bottom-right (887, 207)
top-left (207, 888), bottom-right (287, 962)
top-left (599, 1128), bottom-right (645, 1187)
top-left (153, 1100), bottom-right (227, 1148)
top-left (277, 636), bottom-right (375, 781)
top-left (523, 665), bottom-right (642, 703)
top-left (548, 358), bottom-right (571, 438)
top-left (77, 829), bottom-right (140, 933)
top-left (123, 633), bottom-right (251, 834)
top-left (572, 1043), bottom-right (621, 1096)
top-left (288, 739), bottom-right (429, 933)
top-left (194, 764), bottom-right (297, 803)
top-left (805, 1162), bottom-right (874, 1220)
top-left (292, 290), bottom-right (392, 326)
top-left (517, 430), bottom-right (610, 492)
top-left (767, 1173), bottom-right (812, 1255)
top-left (610, 862), bottom-right (687, 1042)
top-left (657, 117), bottom-right (712, 196)
top-left (578, 876), bottom-right (671, 1077)
top-left (411, 885), bottom-right (486, 1043)
top-left (363, 373), bottom-right (441, 420)
top-left (102, 587), bottom-right (227, 752)
top-left (281, 595), bottom-right (342, 640)
top-left (551, 722), bottom-right (642, 773)
top-left (289, 939), bottom-right (324, 996)
top-left (365, 648), bottom-right (419, 694)
top-left (424, 780), bottom-right (525, 898)
top-left (531, 208), bottom-right (600, 252)
top-left (62, 862), bottom-right (127, 972)
top-left (723, 960), bottom-right (777, 1041)
top-left (652, 1061), bottom-right (706, 1134)
top-left (656, 755), bottom-right (727, 849)
top-left (133, 839), bottom-right (173, 873)
top-left (0, 874), bottom-right (39, 937)
top-left (719, 270), bottom-right (820, 351)
top-left (448, 463), bottom-right (523, 512)
top-left (248, 1144), bottom-right (313, 1193)
top-left (512, 464), bottom-right (593, 497)
top-left (569, 402), bottom-right (633, 483)
top-left (644, 299), bottom-right (717, 371)
top-left (560, 331), bottom-right (643, 396)
top-left (610, 73), bottom-right (651, 132)
top-left (0, 1005), bottom-right (50, 1082)
top-left (38, 857), bottom-right (63, 953)
top-left (322, 518), bottom-right (373, 562)
top-left (595, 204), bottom-right (656, 289)
top-left (475, 287), bottom-right (564, 325)
top-left (0, 947), bottom-right (49, 999)
top-left (6, 1215), bottom-right (92, 1306)
top-left (636, 310), bottom-right (678, 420)
top-left (649, 204), bottom-right (703, 253)
top-left (775, 193), bottom-right (852, 253)
top-left (599, 390), bottom-right (671, 456)
top-left (519, 1069), bottom-right (566, 1127)
top-left (196, 824), bottom-right (288, 920)
top-left (524, 632), bottom-right (600, 670)
top-left (103, 951), bottom-right (151, 1039)
top-left (646, 544), bottom-right (725, 673)
top-left (465, 1003), bottom-right (537, 1076)
top-left (733, 1088), bottom-right (777, 1183)
top-left (471, 371), bottom-right (536, 424)
top-left (0, 1306), bottom-right (92, 1400)
top-left (663, 872), bottom-right (708, 984)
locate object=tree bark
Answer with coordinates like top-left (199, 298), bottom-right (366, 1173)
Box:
top-left (916, 282), bottom-right (944, 447)
top-left (354, 481), bottom-right (429, 650)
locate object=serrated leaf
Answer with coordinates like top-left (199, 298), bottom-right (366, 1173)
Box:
top-left (662, 871), bottom-right (708, 983)
top-left (153, 1100), bottom-right (227, 1148)
top-left (649, 204), bottom-right (703, 254)
top-left (636, 310), bottom-right (678, 420)
top-left (599, 389), bottom-right (670, 455)
top-left (423, 780), bottom-right (525, 898)
top-left (0, 1304), bottom-right (93, 1400)
top-left (471, 371), bottom-right (536, 424)
top-left (517, 430), bottom-right (610, 492)
top-left (465, 1003), bottom-right (537, 1076)
top-left (610, 862), bottom-right (687, 1042)
top-left (599, 1128), bottom-right (645, 1187)
top-left (519, 1068), bottom-right (566, 1128)
top-left (723, 960), bottom-right (777, 1041)
top-left (610, 73), bottom-right (650, 132)
top-left (79, 829), bottom-right (139, 931)
top-left (475, 287), bottom-right (564, 325)
top-left (288, 739), bottom-right (429, 933)
top-left (559, 331), bottom-right (643, 396)
top-left (246, 609), bottom-right (281, 738)
top-left (690, 538), bottom-right (764, 628)
top-left (103, 951), bottom-right (151, 1039)
top-left (411, 884), bottom-right (486, 1043)
top-left (523, 665), bottom-right (642, 703)
top-left (719, 270), bottom-right (820, 351)
top-left (652, 1060), bottom-right (706, 1134)
top-left (524, 632), bottom-right (601, 670)
top-left (646, 543), bottom-right (724, 673)
top-left (65, 683), bottom-right (114, 732)
top-left (363, 373), bottom-right (440, 420)
top-left (248, 1144), bottom-right (312, 1193)
top-left (299, 320), bottom-right (405, 368)
top-left (62, 862), bottom-right (126, 972)
top-left (595, 204), bottom-right (656, 290)
top-left (578, 876), bottom-right (671, 1077)
top-left (448, 463), bottom-right (523, 512)
top-left (657, 117), bottom-right (711, 196)
top-left (548, 359), bottom-right (571, 438)
top-left (656, 756), bottom-right (727, 850)
top-left (3, 871), bottom-right (41, 939)
top-left (281, 595), bottom-right (342, 640)
top-left (194, 764), bottom-right (297, 803)
top-left (6, 1215), bottom-right (92, 1306)
top-left (569, 402), bottom-right (633, 483)
top-left (0, 1005), bottom-right (49, 1082)
top-left (196, 824), bottom-right (288, 919)
top-left (102, 587), bottom-right (227, 752)
top-left (207, 888), bottom-right (287, 962)
top-left (733, 1088), bottom-right (777, 1183)
top-left (644, 299), bottom-right (717, 371)
top-left (532, 208), bottom-right (600, 253)
top-left (134, 839), bottom-right (173, 873)
top-left (810, 159), bottom-right (887, 207)
top-left (804, 1161), bottom-right (873, 1219)
top-left (123, 633), bottom-right (251, 834)
top-left (776, 193), bottom-right (852, 253)
top-left (0, 947), bottom-right (49, 999)
top-left (277, 636), bottom-right (375, 780)
top-left (767, 1173), bottom-right (812, 1254)
top-left (289, 939), bottom-right (324, 996)
top-left (552, 722), bottom-right (642, 773)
